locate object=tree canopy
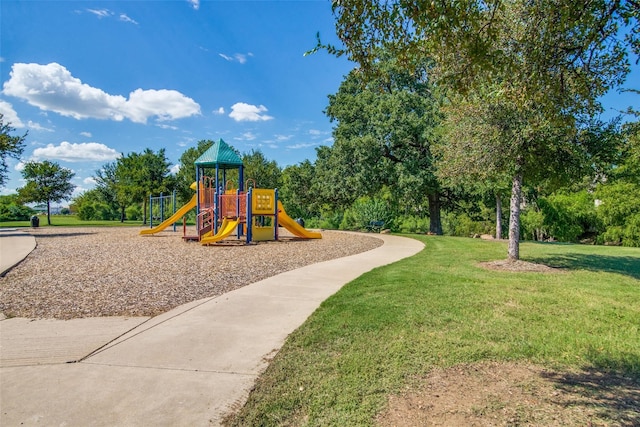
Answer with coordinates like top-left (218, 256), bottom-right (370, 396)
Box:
top-left (18, 160), bottom-right (75, 225)
top-left (323, 54), bottom-right (445, 232)
top-left (0, 114), bottom-right (27, 188)
top-left (327, 0), bottom-right (639, 259)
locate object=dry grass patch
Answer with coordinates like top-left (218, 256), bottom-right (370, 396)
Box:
top-left (378, 361), bottom-right (640, 426)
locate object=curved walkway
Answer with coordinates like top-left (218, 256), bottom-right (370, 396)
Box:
top-left (0, 233), bottom-right (424, 426)
top-left (0, 228), bottom-right (37, 277)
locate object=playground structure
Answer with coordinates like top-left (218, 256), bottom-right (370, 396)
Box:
top-left (146, 190), bottom-right (178, 232)
top-left (140, 139), bottom-right (321, 244)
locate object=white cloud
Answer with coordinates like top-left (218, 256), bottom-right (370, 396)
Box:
top-left (0, 99), bottom-right (24, 127)
top-left (15, 162), bottom-right (25, 171)
top-left (80, 131), bottom-right (92, 138)
top-left (187, 0), bottom-right (200, 10)
top-left (32, 142), bottom-right (120, 162)
top-left (86, 9), bottom-right (137, 24)
top-left (309, 129), bottom-right (322, 136)
top-left (157, 123), bottom-right (178, 130)
top-left (26, 120), bottom-right (54, 132)
top-left (234, 132), bottom-right (258, 141)
top-left (3, 63), bottom-right (201, 124)
top-left (170, 164), bottom-right (181, 174)
top-left (83, 176), bottom-right (97, 185)
top-left (229, 102), bottom-right (273, 122)
top-left (119, 14), bottom-right (138, 25)
top-left (87, 8), bottom-right (112, 18)
top-left (275, 134), bottom-right (293, 141)
top-left (213, 107), bottom-right (225, 115)
top-left (219, 52), bottom-right (253, 64)
top-left (287, 142), bottom-right (318, 149)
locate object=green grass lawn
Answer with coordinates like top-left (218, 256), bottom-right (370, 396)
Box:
top-left (0, 215), bottom-right (143, 228)
top-left (228, 236), bottom-right (639, 426)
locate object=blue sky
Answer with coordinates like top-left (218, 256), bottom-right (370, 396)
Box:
top-left (0, 0), bottom-right (354, 196)
top-left (1, 0), bottom-right (638, 198)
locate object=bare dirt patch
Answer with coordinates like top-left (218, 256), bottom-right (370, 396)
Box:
top-left (377, 361), bottom-right (640, 426)
top-left (478, 259), bottom-right (561, 273)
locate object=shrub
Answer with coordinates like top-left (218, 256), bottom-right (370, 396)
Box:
top-left (0, 195), bottom-right (35, 221)
top-left (125, 204), bottom-right (142, 221)
top-left (397, 215), bottom-right (431, 234)
top-left (442, 212), bottom-right (493, 237)
top-left (339, 196), bottom-right (393, 231)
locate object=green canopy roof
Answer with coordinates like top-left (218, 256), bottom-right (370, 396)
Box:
top-left (194, 139), bottom-right (243, 168)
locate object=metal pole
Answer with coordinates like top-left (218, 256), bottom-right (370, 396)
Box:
top-left (274, 188), bottom-right (279, 241)
top-left (172, 189), bottom-right (177, 232)
top-left (236, 188), bottom-right (242, 239)
top-left (246, 188), bottom-right (252, 244)
top-left (149, 194), bottom-right (153, 228)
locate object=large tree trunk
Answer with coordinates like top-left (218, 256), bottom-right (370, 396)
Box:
top-left (120, 206), bottom-right (126, 223)
top-left (46, 200), bottom-right (51, 225)
top-left (428, 192), bottom-right (442, 235)
top-left (495, 193), bottom-right (502, 240)
top-left (508, 172), bottom-right (523, 261)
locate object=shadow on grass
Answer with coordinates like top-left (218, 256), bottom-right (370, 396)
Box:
top-left (527, 253), bottom-right (640, 280)
top-left (541, 361), bottom-right (640, 426)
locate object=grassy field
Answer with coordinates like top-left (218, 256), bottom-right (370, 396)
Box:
top-left (0, 215), bottom-right (142, 228)
top-left (228, 236), bottom-right (639, 426)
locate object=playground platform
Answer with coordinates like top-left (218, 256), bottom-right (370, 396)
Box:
top-left (0, 233), bottom-right (424, 426)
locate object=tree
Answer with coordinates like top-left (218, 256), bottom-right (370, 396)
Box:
top-left (280, 160), bottom-right (318, 219)
top-left (327, 0), bottom-right (638, 260)
top-left (175, 140), bottom-right (214, 204)
top-left (0, 114), bottom-right (27, 188)
top-left (0, 194), bottom-right (35, 221)
top-left (595, 116), bottom-right (640, 246)
top-left (93, 161), bottom-right (128, 221)
top-left (323, 55), bottom-right (446, 233)
top-left (242, 150), bottom-right (281, 190)
top-left (18, 160), bottom-right (75, 225)
top-left (116, 149), bottom-right (174, 223)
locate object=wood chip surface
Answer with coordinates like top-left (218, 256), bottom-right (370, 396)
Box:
top-left (0, 227), bottom-right (382, 319)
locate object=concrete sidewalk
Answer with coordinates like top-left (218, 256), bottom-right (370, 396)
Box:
top-left (0, 233), bottom-right (424, 426)
top-left (0, 228), bottom-right (37, 277)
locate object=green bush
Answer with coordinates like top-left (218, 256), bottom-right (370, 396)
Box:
top-left (596, 182), bottom-right (640, 246)
top-left (520, 207), bottom-right (546, 241)
top-left (396, 215), bottom-right (431, 234)
top-left (0, 195), bottom-right (35, 221)
top-left (77, 201), bottom-right (117, 221)
top-left (339, 196), bottom-right (393, 231)
top-left (521, 191), bottom-right (599, 243)
top-left (442, 212), bottom-right (493, 237)
top-left (125, 204), bottom-right (142, 221)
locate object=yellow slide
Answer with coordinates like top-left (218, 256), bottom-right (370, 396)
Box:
top-left (200, 218), bottom-right (241, 245)
top-left (140, 195), bottom-right (197, 235)
top-left (277, 201), bottom-right (322, 239)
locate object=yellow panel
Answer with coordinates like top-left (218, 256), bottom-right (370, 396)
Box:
top-left (252, 226), bottom-right (274, 241)
top-left (252, 189), bottom-right (275, 215)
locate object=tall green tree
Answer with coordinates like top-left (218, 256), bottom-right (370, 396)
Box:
top-left (324, 55), bottom-right (445, 233)
top-left (280, 160), bottom-right (318, 219)
top-left (18, 160), bottom-right (75, 225)
top-left (175, 140), bottom-right (214, 203)
top-left (113, 149), bottom-right (174, 223)
top-left (595, 115), bottom-right (640, 246)
top-left (327, 0), bottom-right (637, 259)
top-left (242, 150), bottom-right (281, 190)
top-left (94, 160), bottom-right (130, 222)
top-left (0, 114), bottom-right (27, 188)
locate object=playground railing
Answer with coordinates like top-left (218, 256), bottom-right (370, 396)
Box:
top-left (219, 193), bottom-right (247, 218)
